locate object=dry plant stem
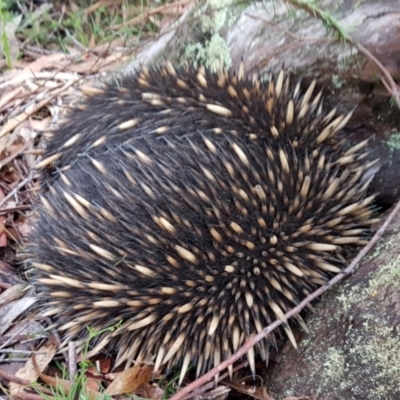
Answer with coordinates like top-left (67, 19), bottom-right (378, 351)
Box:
top-left (0, 349), bottom-right (46, 354)
top-left (354, 42), bottom-right (400, 109)
top-left (0, 142), bottom-right (30, 169)
top-left (0, 321), bottom-right (33, 350)
top-left (8, 392), bottom-right (48, 400)
top-left (181, 361), bottom-right (249, 400)
top-left (170, 198), bottom-right (400, 400)
top-left (46, 318), bottom-right (69, 364)
top-left (111, 0), bottom-right (194, 30)
top-left (85, 0), bottom-right (124, 15)
top-left (0, 170), bottom-right (34, 208)
top-left (68, 341), bottom-right (77, 381)
top-left (0, 204), bottom-right (31, 213)
top-left (0, 368), bottom-right (30, 385)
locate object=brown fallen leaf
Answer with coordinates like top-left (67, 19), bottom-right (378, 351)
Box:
top-left (0, 86), bottom-right (23, 112)
top-left (0, 283), bottom-right (25, 306)
top-left (31, 351), bottom-right (110, 400)
top-left (99, 358), bottom-right (112, 374)
top-left (86, 365), bottom-right (103, 393)
top-left (222, 380), bottom-right (275, 400)
top-left (9, 335), bottom-right (58, 396)
top-left (104, 363), bottom-right (154, 396)
top-left (0, 259), bottom-right (21, 285)
top-left (135, 383), bottom-right (165, 400)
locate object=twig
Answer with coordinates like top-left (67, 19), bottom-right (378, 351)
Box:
top-left (170, 198), bottom-right (400, 400)
top-left (354, 42), bottom-right (400, 109)
top-left (0, 170), bottom-right (34, 208)
top-left (0, 204), bottom-right (31, 214)
top-left (110, 0), bottom-right (194, 30)
top-left (4, 392), bottom-right (47, 400)
top-left (0, 321), bottom-right (35, 350)
top-left (68, 341), bottom-right (77, 380)
top-left (0, 367), bottom-right (31, 385)
top-left (0, 142), bottom-right (30, 170)
top-left (281, 0), bottom-right (400, 109)
top-left (0, 349), bottom-right (46, 354)
top-left (181, 361), bottom-right (249, 400)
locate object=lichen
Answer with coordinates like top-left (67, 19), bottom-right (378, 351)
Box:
top-left (386, 132), bottom-right (400, 151)
top-left (309, 318), bottom-right (400, 399)
top-left (275, 229), bottom-right (400, 399)
top-left (302, 236), bottom-right (400, 398)
top-left (182, 0), bottom-right (244, 71)
top-left (200, 0), bottom-right (236, 34)
top-left (185, 34), bottom-right (232, 72)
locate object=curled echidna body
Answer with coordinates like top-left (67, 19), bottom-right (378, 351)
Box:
top-left (31, 63), bottom-right (378, 383)
top-left (40, 63), bottom-right (356, 181)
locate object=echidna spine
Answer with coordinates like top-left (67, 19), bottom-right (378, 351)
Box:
top-left (30, 63), bottom-right (379, 384)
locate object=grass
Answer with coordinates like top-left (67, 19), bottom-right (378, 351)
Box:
top-left (0, 0), bottom-right (357, 72)
top-left (33, 364), bottom-right (110, 400)
top-left (0, 0), bottom-right (169, 69)
top-left (157, 366), bottom-right (196, 399)
top-left (30, 319), bottom-right (186, 399)
top-left (284, 0), bottom-right (352, 42)
top-left (0, 0), bottom-right (13, 68)
top-left (32, 322), bottom-right (123, 400)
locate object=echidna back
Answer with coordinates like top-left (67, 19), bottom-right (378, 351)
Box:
top-left (31, 63), bottom-right (378, 382)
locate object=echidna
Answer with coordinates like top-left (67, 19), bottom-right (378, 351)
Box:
top-left (31, 63), bottom-right (378, 384)
top-left (39, 63), bottom-right (355, 180)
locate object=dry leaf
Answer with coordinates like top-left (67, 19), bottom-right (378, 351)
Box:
top-left (30, 350), bottom-right (109, 400)
top-left (0, 283), bottom-right (26, 306)
top-left (0, 86), bottom-right (23, 112)
top-left (9, 335), bottom-right (58, 395)
top-left (99, 358), bottom-right (112, 374)
top-left (135, 383), bottom-right (165, 399)
top-left (223, 380), bottom-right (275, 400)
top-left (105, 363), bottom-right (154, 396)
top-left (194, 385), bottom-right (231, 400)
top-left (0, 260), bottom-right (21, 285)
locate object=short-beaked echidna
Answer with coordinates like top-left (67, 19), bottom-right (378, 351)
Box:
top-left (39, 63), bottom-right (357, 180)
top-left (31, 63), bottom-right (378, 383)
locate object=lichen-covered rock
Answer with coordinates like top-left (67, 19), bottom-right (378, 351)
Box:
top-left (266, 211), bottom-right (400, 400)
